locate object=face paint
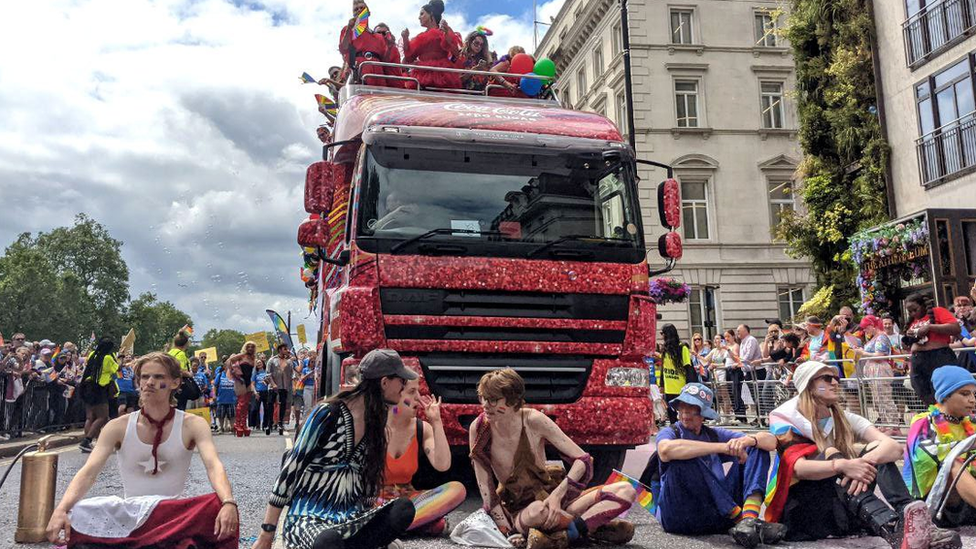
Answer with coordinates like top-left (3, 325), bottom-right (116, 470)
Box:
top-left (817, 387), bottom-right (826, 392)
top-left (158, 382), bottom-right (168, 389)
top-left (392, 406), bottom-right (399, 415)
top-left (403, 398), bottom-right (412, 407)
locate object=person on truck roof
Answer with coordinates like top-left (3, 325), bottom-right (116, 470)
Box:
top-left (489, 46), bottom-right (528, 97)
top-left (338, 0), bottom-right (391, 88)
top-left (645, 382), bottom-right (786, 548)
top-left (401, 0), bottom-right (462, 90)
top-left (469, 369), bottom-right (636, 549)
top-left (374, 23), bottom-right (406, 89)
top-left (458, 30), bottom-right (492, 91)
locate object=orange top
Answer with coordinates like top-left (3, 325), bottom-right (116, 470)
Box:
top-left (385, 434), bottom-right (419, 485)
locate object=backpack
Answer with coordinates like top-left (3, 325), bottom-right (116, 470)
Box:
top-left (639, 424), bottom-right (720, 507)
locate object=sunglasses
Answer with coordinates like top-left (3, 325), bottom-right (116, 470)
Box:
top-left (814, 374), bottom-right (841, 384)
top-left (693, 338), bottom-right (702, 342)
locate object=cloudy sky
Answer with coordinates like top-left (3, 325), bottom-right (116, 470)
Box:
top-left (0, 0), bottom-right (565, 336)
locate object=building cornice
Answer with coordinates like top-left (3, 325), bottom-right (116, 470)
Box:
top-left (550, 0), bottom-right (614, 73)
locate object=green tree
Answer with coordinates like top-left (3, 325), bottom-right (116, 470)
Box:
top-left (124, 292), bottom-right (193, 355)
top-left (0, 236), bottom-right (63, 339)
top-left (778, 0), bottom-right (890, 310)
top-left (200, 328), bottom-right (246, 362)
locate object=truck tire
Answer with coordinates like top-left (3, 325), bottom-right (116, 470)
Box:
top-left (585, 446), bottom-right (629, 487)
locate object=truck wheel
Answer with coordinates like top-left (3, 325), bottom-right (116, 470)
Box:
top-left (585, 446), bottom-right (629, 487)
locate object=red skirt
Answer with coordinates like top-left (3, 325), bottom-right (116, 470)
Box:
top-left (410, 58), bottom-right (462, 89)
top-left (68, 493), bottom-right (238, 549)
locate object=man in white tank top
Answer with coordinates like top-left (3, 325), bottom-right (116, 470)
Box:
top-left (47, 352), bottom-right (240, 548)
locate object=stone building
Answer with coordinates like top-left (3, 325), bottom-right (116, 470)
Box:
top-left (536, 0), bottom-right (813, 339)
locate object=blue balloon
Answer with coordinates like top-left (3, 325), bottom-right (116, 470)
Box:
top-left (519, 73), bottom-right (545, 96)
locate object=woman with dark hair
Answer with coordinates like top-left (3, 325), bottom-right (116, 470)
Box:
top-left (457, 30), bottom-right (492, 91)
top-left (79, 336), bottom-right (119, 453)
top-left (904, 292), bottom-right (961, 405)
top-left (657, 324), bottom-right (696, 424)
top-left (401, 0), bottom-right (462, 89)
top-left (253, 349), bottom-right (418, 549)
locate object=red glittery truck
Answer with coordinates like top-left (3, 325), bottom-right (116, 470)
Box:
top-left (298, 75), bottom-right (683, 479)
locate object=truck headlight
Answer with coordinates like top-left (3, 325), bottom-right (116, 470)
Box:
top-left (605, 367), bottom-right (649, 387)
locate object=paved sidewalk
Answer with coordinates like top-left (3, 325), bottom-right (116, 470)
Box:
top-left (0, 429), bottom-right (85, 459)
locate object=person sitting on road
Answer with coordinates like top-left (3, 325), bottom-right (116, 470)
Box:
top-left (766, 361), bottom-right (960, 549)
top-left (378, 379), bottom-right (466, 535)
top-left (252, 349), bottom-right (418, 549)
top-left (469, 368), bottom-right (636, 549)
top-left (904, 366), bottom-right (976, 528)
top-left (46, 352), bottom-right (239, 548)
top-left (649, 382), bottom-right (786, 548)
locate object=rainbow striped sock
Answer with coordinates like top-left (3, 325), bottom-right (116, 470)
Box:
top-left (728, 505), bottom-right (742, 521)
top-left (741, 493), bottom-right (762, 521)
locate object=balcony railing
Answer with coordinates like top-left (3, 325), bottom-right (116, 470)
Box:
top-left (916, 111), bottom-right (976, 185)
top-left (903, 0), bottom-right (976, 68)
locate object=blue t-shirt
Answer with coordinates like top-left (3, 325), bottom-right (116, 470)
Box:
top-left (655, 422), bottom-right (743, 480)
top-left (301, 366), bottom-right (314, 394)
top-left (116, 366), bottom-right (135, 394)
top-left (215, 368), bottom-right (237, 404)
top-left (194, 371), bottom-right (209, 394)
top-left (255, 370), bottom-right (269, 392)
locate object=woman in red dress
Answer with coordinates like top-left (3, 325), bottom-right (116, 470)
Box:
top-left (401, 0), bottom-right (462, 90)
top-left (338, 0), bottom-right (389, 86)
top-left (375, 23), bottom-right (406, 88)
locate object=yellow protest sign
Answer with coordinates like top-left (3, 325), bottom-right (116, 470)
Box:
top-left (245, 331), bottom-right (271, 352)
top-left (186, 406), bottom-right (211, 423)
top-left (297, 324), bottom-right (308, 345)
top-left (196, 347), bottom-right (218, 364)
top-left (119, 328), bottom-right (135, 356)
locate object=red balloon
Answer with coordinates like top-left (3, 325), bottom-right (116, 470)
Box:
top-left (510, 53), bottom-right (535, 75)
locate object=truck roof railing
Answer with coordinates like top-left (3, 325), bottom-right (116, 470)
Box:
top-left (352, 61), bottom-right (559, 102)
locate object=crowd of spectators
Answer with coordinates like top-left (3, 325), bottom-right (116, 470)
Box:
top-left (0, 332), bottom-right (320, 442)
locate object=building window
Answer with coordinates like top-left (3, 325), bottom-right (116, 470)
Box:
top-left (681, 180), bottom-right (709, 240)
top-left (754, 12), bottom-right (777, 47)
top-left (616, 90), bottom-right (628, 131)
top-left (562, 88), bottom-right (573, 109)
top-left (593, 46), bottom-right (604, 77)
top-left (576, 67), bottom-right (588, 100)
top-left (689, 287), bottom-right (719, 340)
top-left (778, 286), bottom-right (805, 321)
top-left (670, 9), bottom-right (694, 45)
top-left (761, 81), bottom-right (785, 129)
top-left (612, 22), bottom-right (623, 56)
top-left (904, 0), bottom-right (976, 68)
top-left (675, 79), bottom-right (700, 127)
top-left (768, 178), bottom-right (795, 235)
top-left (916, 57), bottom-right (976, 185)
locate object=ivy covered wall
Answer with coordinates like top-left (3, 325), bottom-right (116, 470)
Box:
top-left (778, 0), bottom-right (890, 310)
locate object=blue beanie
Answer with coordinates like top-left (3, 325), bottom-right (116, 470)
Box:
top-left (933, 366), bottom-right (975, 403)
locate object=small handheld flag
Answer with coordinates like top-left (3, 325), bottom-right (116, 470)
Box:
top-left (315, 94), bottom-right (338, 116)
top-left (300, 72), bottom-right (317, 84)
top-left (180, 324), bottom-right (194, 336)
top-left (605, 469), bottom-right (657, 514)
top-left (475, 25), bottom-right (493, 36)
top-left (353, 7), bottom-right (370, 39)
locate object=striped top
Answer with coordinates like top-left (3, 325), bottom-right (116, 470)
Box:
top-left (269, 401), bottom-right (370, 524)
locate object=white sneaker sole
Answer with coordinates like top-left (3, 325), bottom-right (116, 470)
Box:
top-left (902, 500), bottom-right (933, 549)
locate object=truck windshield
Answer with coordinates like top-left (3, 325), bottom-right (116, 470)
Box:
top-left (356, 145), bottom-right (645, 263)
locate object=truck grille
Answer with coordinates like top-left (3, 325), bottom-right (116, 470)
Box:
top-left (379, 289), bottom-right (629, 320)
top-left (385, 325), bottom-right (625, 343)
top-left (418, 353), bottom-right (593, 404)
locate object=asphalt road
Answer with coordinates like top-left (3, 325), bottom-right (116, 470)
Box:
top-left (2, 433), bottom-right (976, 549)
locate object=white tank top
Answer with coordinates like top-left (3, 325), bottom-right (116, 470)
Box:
top-left (118, 410), bottom-right (192, 498)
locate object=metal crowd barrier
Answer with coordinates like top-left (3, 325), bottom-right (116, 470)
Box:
top-left (703, 347), bottom-right (976, 435)
top-left (1, 376), bottom-right (85, 440)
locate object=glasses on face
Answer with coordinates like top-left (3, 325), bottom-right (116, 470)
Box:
top-left (693, 338), bottom-right (702, 342)
top-left (814, 374), bottom-right (841, 384)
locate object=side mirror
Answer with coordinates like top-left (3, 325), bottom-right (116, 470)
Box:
top-left (657, 178), bottom-right (681, 230)
top-left (297, 216), bottom-right (330, 248)
top-left (658, 232), bottom-right (683, 260)
top-left (305, 161), bottom-right (345, 214)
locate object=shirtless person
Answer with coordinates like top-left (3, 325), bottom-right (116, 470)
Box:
top-left (469, 369), bottom-right (636, 549)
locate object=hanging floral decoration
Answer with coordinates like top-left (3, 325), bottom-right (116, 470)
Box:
top-left (300, 246), bottom-right (321, 311)
top-left (849, 219), bottom-right (930, 315)
top-left (649, 277), bottom-right (691, 304)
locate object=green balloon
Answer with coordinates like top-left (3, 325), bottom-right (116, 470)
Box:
top-left (534, 58), bottom-right (556, 78)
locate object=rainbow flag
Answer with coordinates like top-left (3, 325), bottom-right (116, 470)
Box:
top-left (353, 7), bottom-right (369, 39)
top-left (605, 469), bottom-right (656, 514)
top-left (300, 72), bottom-right (317, 84)
top-left (764, 453), bottom-right (780, 506)
top-left (315, 94), bottom-right (337, 116)
top-left (266, 309), bottom-right (294, 352)
top-left (180, 324), bottom-right (194, 336)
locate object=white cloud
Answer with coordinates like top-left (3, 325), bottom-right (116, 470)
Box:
top-left (0, 0), bottom-right (560, 337)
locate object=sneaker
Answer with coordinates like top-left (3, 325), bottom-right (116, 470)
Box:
top-left (589, 519), bottom-right (635, 544)
top-left (526, 529), bottom-right (569, 549)
top-left (757, 520), bottom-right (788, 545)
top-left (929, 526), bottom-right (962, 549)
top-left (729, 518), bottom-right (762, 549)
top-left (79, 439), bottom-right (93, 453)
top-left (386, 540), bottom-right (404, 549)
top-left (882, 500), bottom-right (932, 549)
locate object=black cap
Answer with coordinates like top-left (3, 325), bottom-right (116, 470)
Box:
top-left (359, 349), bottom-right (418, 381)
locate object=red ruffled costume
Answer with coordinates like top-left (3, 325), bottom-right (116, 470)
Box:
top-left (339, 26), bottom-right (396, 87)
top-left (402, 28), bottom-right (461, 89)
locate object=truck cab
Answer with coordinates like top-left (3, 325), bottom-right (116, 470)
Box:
top-left (299, 66), bottom-right (682, 481)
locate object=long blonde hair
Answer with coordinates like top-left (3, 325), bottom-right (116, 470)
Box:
top-left (796, 388), bottom-right (856, 458)
top-left (241, 341), bottom-right (257, 354)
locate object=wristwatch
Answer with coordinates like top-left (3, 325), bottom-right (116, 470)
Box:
top-left (261, 523), bottom-right (277, 533)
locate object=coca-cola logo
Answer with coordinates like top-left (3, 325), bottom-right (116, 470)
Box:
top-left (442, 103), bottom-right (543, 122)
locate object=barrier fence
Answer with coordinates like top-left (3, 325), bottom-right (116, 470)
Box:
top-left (1, 375), bottom-right (84, 439)
top-left (703, 347), bottom-right (976, 435)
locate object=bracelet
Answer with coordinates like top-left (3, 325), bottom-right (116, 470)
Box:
top-left (221, 500), bottom-right (238, 508)
top-left (748, 435), bottom-right (759, 446)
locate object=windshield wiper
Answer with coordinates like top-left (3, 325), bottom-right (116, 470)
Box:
top-left (390, 228), bottom-right (504, 254)
top-left (527, 235), bottom-right (634, 258)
